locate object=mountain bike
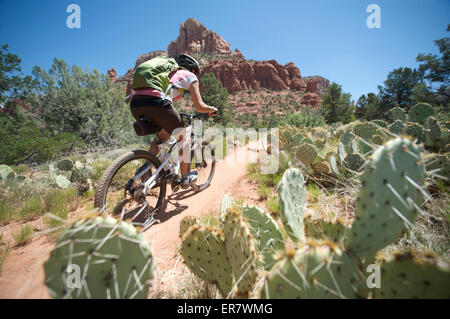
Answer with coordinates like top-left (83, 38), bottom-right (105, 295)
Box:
top-left (94, 112), bottom-right (216, 230)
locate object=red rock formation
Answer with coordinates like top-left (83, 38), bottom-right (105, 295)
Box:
top-left (107, 68), bottom-right (117, 82)
top-left (285, 62), bottom-right (307, 91)
top-left (305, 78), bottom-right (317, 93)
top-left (201, 59), bottom-right (308, 93)
top-left (112, 19), bottom-right (328, 101)
top-left (301, 92), bottom-right (321, 107)
top-left (168, 18), bottom-right (232, 56)
top-left (304, 76), bottom-right (330, 96)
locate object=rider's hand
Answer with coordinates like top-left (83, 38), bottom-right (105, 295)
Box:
top-left (208, 107), bottom-right (218, 117)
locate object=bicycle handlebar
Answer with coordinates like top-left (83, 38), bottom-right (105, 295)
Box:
top-left (179, 112), bottom-right (217, 123)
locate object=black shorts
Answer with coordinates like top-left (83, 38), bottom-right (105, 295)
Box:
top-left (130, 95), bottom-right (184, 135)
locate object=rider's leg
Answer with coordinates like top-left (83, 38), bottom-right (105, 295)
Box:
top-left (149, 129), bottom-right (171, 156)
top-left (173, 127), bottom-right (197, 187)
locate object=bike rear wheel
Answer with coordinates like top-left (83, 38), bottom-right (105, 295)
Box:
top-left (189, 141), bottom-right (215, 192)
top-left (94, 150), bottom-right (167, 229)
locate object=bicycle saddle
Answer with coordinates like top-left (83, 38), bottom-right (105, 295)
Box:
top-left (133, 115), bottom-right (160, 136)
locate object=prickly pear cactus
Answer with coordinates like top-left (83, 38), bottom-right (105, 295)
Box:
top-left (353, 122), bottom-right (377, 140)
top-left (312, 161), bottom-right (330, 174)
top-left (220, 193), bottom-right (233, 221)
top-left (388, 107), bottom-right (406, 122)
top-left (340, 132), bottom-right (356, 154)
top-left (388, 120), bottom-right (405, 135)
top-left (372, 120), bottom-right (388, 128)
top-left (404, 123), bottom-right (426, 143)
top-left (330, 156), bottom-right (340, 176)
top-left (277, 168), bottom-right (306, 243)
top-left (408, 103), bottom-right (435, 125)
top-left (242, 206), bottom-right (284, 269)
top-left (223, 207), bottom-right (259, 297)
top-left (373, 249), bottom-right (450, 298)
top-left (425, 153), bottom-right (449, 180)
top-left (295, 143), bottom-right (317, 167)
top-left (345, 138), bottom-right (427, 258)
top-left (282, 130), bottom-right (293, 145)
top-left (70, 162), bottom-right (93, 183)
top-left (261, 241), bottom-right (363, 299)
top-left (57, 159), bottom-right (74, 172)
top-left (181, 225), bottom-right (234, 297)
top-left (179, 216), bottom-right (199, 239)
top-left (292, 133), bottom-right (303, 146)
top-left (304, 216), bottom-right (349, 243)
top-left (338, 142), bottom-right (347, 162)
top-left (55, 175), bottom-right (71, 189)
top-left (344, 153), bottom-right (364, 171)
top-left (44, 216), bottom-right (155, 299)
top-left (0, 165), bottom-right (15, 182)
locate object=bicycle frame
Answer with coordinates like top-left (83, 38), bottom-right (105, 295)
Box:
top-left (136, 124), bottom-right (195, 195)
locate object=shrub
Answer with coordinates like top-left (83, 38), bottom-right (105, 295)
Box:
top-left (12, 224), bottom-right (34, 246)
top-left (286, 109), bottom-right (326, 127)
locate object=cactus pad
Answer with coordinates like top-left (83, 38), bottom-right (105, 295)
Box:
top-left (223, 207), bottom-right (259, 297)
top-left (404, 123), bottom-right (426, 143)
top-left (57, 159), bottom-right (75, 172)
top-left (295, 143), bottom-right (317, 167)
top-left (182, 225), bottom-right (234, 297)
top-left (304, 216), bottom-right (349, 243)
top-left (388, 107), bottom-right (406, 122)
top-left (55, 175), bottom-right (71, 189)
top-left (0, 165), bottom-right (15, 182)
top-left (345, 138), bottom-right (427, 258)
top-left (179, 216), bottom-right (199, 239)
top-left (242, 206), bottom-right (284, 269)
top-left (344, 154), bottom-right (364, 171)
top-left (44, 216), bottom-right (155, 299)
top-left (277, 168), bottom-right (306, 243)
top-left (388, 120), bottom-right (405, 135)
top-left (408, 103), bottom-right (435, 125)
top-left (374, 249), bottom-right (450, 298)
top-left (353, 123), bottom-right (377, 140)
top-left (261, 242), bottom-right (362, 299)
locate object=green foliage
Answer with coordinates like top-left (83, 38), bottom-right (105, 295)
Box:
top-left (0, 44), bottom-right (36, 104)
top-left (200, 73), bottom-right (232, 125)
top-left (378, 67), bottom-right (424, 110)
top-left (320, 82), bottom-right (355, 124)
top-left (0, 111), bottom-right (83, 165)
top-left (30, 59), bottom-right (137, 147)
top-left (19, 194), bottom-right (44, 221)
top-left (12, 224), bottom-right (34, 246)
top-left (416, 24), bottom-right (450, 105)
top-left (285, 108), bottom-right (326, 127)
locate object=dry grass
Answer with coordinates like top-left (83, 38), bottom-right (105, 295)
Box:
top-left (382, 195), bottom-right (450, 258)
top-left (149, 255), bottom-right (222, 299)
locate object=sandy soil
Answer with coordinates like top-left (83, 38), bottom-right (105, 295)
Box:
top-left (0, 146), bottom-right (262, 299)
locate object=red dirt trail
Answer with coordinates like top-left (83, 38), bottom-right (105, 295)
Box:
top-left (0, 146), bottom-right (261, 298)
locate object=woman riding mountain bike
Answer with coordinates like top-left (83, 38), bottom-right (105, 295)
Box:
top-left (128, 53), bottom-right (218, 188)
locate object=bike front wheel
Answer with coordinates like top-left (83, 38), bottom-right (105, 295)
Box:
top-left (189, 141), bottom-right (216, 192)
top-left (94, 150), bottom-right (167, 228)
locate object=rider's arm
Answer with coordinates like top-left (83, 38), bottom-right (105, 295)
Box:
top-left (189, 81), bottom-right (217, 115)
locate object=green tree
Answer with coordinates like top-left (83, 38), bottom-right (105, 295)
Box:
top-left (0, 44), bottom-right (36, 104)
top-left (199, 73), bottom-right (231, 125)
top-left (378, 67), bottom-right (423, 111)
top-left (319, 82), bottom-right (354, 124)
top-left (416, 24), bottom-right (449, 104)
top-left (31, 58), bottom-right (136, 146)
top-left (355, 92), bottom-right (381, 120)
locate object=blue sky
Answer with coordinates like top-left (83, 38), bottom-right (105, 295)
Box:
top-left (0, 0), bottom-right (449, 101)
